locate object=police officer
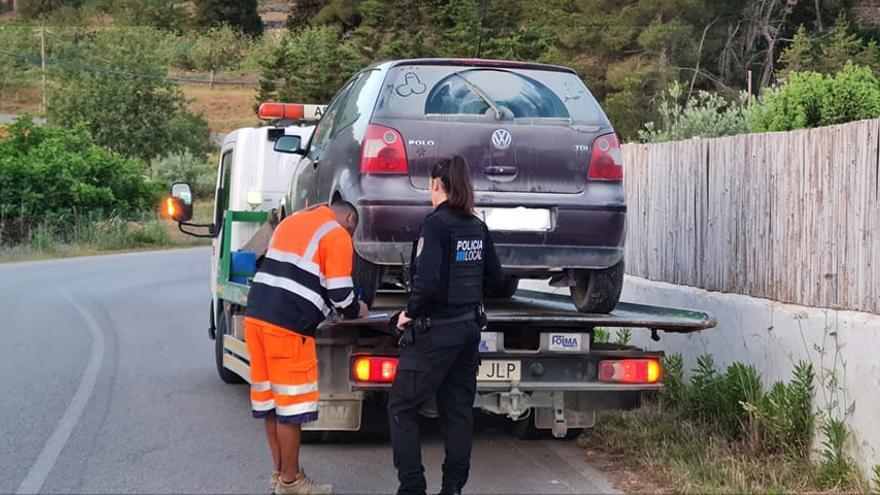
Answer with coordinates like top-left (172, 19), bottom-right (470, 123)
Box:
top-left (390, 156), bottom-right (503, 495)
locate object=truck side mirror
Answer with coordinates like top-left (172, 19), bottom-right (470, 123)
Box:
top-left (164, 182), bottom-right (194, 222)
top-left (274, 135), bottom-right (303, 155)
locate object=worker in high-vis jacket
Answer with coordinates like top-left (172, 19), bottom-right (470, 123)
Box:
top-left (244, 201), bottom-right (368, 495)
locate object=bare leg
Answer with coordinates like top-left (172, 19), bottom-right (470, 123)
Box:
top-left (276, 422), bottom-right (302, 482)
top-left (264, 415), bottom-right (282, 472)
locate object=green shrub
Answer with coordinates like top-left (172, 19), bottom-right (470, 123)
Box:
top-left (756, 362), bottom-right (815, 456)
top-left (751, 63), bottom-right (880, 132)
top-left (0, 115), bottom-right (158, 244)
top-left (817, 418), bottom-right (858, 489)
top-left (639, 82), bottom-right (751, 143)
top-left (661, 353), bottom-right (686, 409)
top-left (150, 151), bottom-right (215, 198)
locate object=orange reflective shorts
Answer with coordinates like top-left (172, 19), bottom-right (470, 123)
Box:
top-left (244, 317), bottom-right (319, 424)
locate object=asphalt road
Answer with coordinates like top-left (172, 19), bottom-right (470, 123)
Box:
top-left (0, 248), bottom-right (619, 494)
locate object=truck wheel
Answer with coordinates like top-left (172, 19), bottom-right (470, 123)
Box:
top-left (215, 304), bottom-right (245, 384)
top-left (353, 253), bottom-right (379, 307)
top-left (570, 259), bottom-right (624, 313)
top-left (485, 277), bottom-right (519, 299)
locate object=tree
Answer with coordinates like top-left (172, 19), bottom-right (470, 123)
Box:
top-left (17, 0), bottom-right (82, 19)
top-left (286, 0), bottom-right (328, 31)
top-left (47, 28), bottom-right (210, 162)
top-left (191, 25), bottom-right (246, 88)
top-left (256, 26), bottom-right (357, 106)
top-left (778, 25), bottom-right (818, 78)
top-left (193, 0), bottom-right (263, 37)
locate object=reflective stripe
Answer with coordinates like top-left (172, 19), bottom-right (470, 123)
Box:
top-left (253, 272), bottom-right (327, 312)
top-left (271, 382), bottom-right (318, 396)
top-left (264, 248), bottom-right (322, 280)
top-left (275, 401), bottom-right (319, 417)
top-left (251, 399), bottom-right (275, 411)
top-left (332, 292), bottom-right (354, 309)
top-left (325, 276), bottom-right (353, 290)
top-left (251, 381), bottom-right (271, 392)
top-left (303, 221), bottom-right (341, 261)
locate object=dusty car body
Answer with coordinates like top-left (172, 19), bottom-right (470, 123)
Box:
top-left (285, 58), bottom-right (626, 312)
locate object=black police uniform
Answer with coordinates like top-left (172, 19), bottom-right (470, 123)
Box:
top-left (388, 201), bottom-right (503, 495)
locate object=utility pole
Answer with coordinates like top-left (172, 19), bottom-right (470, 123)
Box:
top-left (40, 23), bottom-right (46, 114)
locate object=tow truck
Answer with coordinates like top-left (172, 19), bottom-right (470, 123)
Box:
top-left (164, 102), bottom-right (716, 440)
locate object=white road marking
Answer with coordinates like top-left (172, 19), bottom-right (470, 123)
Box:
top-left (15, 290), bottom-right (106, 494)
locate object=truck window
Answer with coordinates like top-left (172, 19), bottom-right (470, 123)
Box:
top-left (214, 150), bottom-right (233, 232)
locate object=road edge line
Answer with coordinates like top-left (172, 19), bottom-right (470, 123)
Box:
top-left (15, 291), bottom-right (106, 495)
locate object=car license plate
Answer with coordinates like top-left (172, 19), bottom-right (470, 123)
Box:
top-left (476, 207), bottom-right (551, 231)
top-left (477, 360), bottom-right (521, 381)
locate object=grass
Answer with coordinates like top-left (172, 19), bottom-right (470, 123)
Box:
top-left (0, 200), bottom-right (213, 263)
top-left (582, 405), bottom-right (821, 494)
top-left (2, 81), bottom-right (260, 132)
top-left (580, 356), bottom-right (871, 494)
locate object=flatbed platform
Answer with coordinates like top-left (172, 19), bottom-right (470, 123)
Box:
top-left (325, 289), bottom-right (716, 334)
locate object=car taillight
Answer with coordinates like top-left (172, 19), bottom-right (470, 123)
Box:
top-left (352, 356), bottom-right (398, 383)
top-left (360, 124), bottom-right (408, 174)
top-left (588, 132), bottom-right (623, 181)
top-left (598, 359), bottom-right (662, 384)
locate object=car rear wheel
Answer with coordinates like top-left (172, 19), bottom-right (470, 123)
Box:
top-left (485, 277), bottom-right (519, 299)
top-left (570, 259), bottom-right (624, 313)
top-left (353, 253), bottom-right (379, 307)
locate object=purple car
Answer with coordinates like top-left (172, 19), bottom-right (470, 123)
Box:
top-left (283, 58), bottom-right (625, 313)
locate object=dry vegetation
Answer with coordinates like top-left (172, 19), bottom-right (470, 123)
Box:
top-left (181, 83), bottom-right (260, 132)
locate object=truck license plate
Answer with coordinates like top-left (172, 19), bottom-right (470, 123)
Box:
top-left (477, 360), bottom-right (521, 381)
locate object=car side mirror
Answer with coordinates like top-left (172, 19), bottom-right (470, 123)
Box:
top-left (163, 182), bottom-right (194, 222)
top-left (274, 135), bottom-right (304, 155)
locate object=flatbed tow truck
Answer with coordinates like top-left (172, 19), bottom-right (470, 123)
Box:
top-left (164, 103), bottom-right (716, 441)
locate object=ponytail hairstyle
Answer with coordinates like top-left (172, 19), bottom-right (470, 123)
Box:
top-left (431, 156), bottom-right (475, 215)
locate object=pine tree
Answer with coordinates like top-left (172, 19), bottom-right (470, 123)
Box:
top-left (778, 25), bottom-right (819, 79)
top-left (193, 0), bottom-right (263, 37)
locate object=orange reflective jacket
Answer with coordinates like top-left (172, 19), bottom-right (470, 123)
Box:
top-left (245, 205), bottom-right (358, 336)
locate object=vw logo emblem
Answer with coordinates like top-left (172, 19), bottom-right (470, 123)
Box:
top-left (491, 129), bottom-right (512, 150)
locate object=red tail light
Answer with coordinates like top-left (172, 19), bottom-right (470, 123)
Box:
top-left (360, 124), bottom-right (408, 174)
top-left (598, 359), bottom-right (662, 384)
top-left (588, 133), bottom-right (623, 181)
top-left (352, 355), bottom-right (399, 383)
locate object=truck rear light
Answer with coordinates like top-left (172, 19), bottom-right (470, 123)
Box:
top-left (588, 132), bottom-right (623, 181)
top-left (598, 359), bottom-right (661, 384)
top-left (360, 124), bottom-right (408, 174)
top-left (352, 356), bottom-right (398, 383)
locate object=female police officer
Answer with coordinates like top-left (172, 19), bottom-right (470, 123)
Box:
top-left (390, 156), bottom-right (503, 495)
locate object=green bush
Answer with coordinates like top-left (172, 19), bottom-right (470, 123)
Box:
top-left (0, 115), bottom-right (158, 244)
top-left (150, 151), bottom-right (215, 198)
top-left (750, 63), bottom-right (880, 132)
top-left (639, 82), bottom-right (751, 143)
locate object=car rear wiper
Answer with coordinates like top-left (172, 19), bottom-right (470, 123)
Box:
top-left (452, 71), bottom-right (503, 121)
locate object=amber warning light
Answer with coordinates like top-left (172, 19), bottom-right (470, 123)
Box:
top-left (258, 102), bottom-right (327, 121)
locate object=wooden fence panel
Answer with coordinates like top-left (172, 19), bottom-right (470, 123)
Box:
top-left (622, 118), bottom-right (880, 314)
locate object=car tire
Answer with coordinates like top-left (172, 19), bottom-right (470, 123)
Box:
top-left (353, 253), bottom-right (379, 307)
top-left (485, 277), bottom-right (519, 299)
top-left (570, 259), bottom-right (624, 313)
top-left (215, 303), bottom-right (245, 384)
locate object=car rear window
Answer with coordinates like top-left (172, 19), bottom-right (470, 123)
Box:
top-left (374, 65), bottom-right (607, 125)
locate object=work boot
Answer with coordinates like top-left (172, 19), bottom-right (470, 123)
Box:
top-left (274, 471), bottom-right (333, 495)
top-left (270, 471), bottom-right (280, 494)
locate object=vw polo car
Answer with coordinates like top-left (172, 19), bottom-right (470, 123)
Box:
top-left (284, 58), bottom-right (626, 313)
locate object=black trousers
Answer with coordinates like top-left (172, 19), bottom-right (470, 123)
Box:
top-left (388, 320), bottom-right (481, 495)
